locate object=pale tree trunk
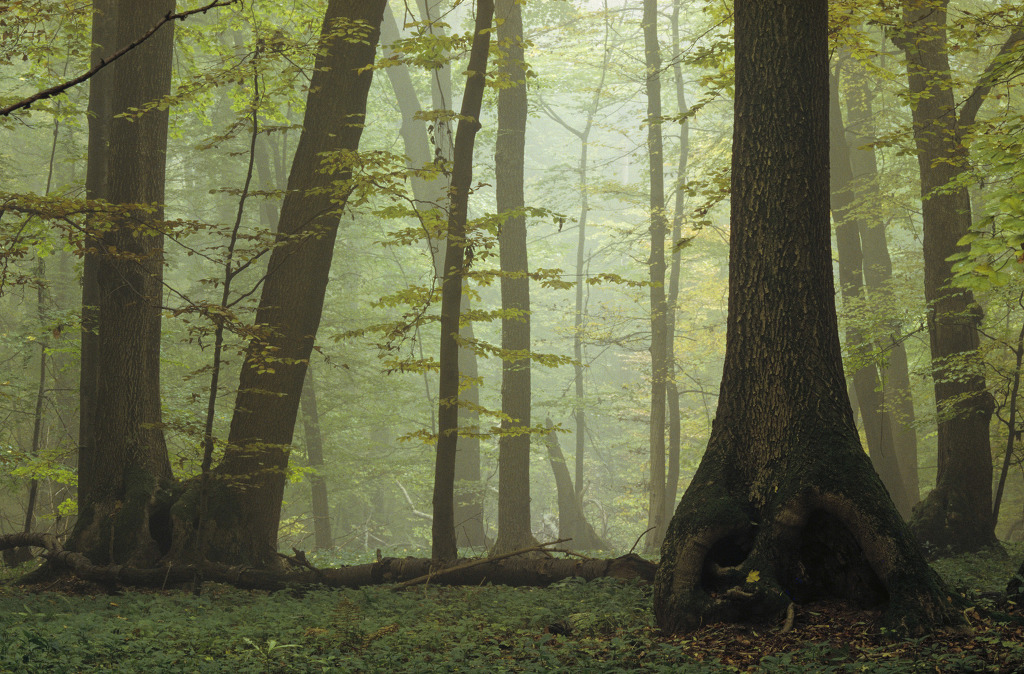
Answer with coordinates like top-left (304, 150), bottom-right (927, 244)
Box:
top-left (176, 0), bottom-right (387, 567)
top-left (643, 0), bottom-right (669, 553)
top-left (431, 0), bottom-right (493, 562)
top-left (829, 71), bottom-right (913, 518)
top-left (301, 365), bottom-right (333, 550)
top-left (542, 421), bottom-right (606, 549)
top-left (665, 0), bottom-right (689, 513)
top-left (381, 5), bottom-right (486, 548)
top-left (654, 0), bottom-right (961, 636)
top-left (491, 0), bottom-right (534, 556)
top-left (70, 0), bottom-right (175, 567)
top-left (842, 57), bottom-right (921, 510)
top-left (897, 0), bottom-right (997, 552)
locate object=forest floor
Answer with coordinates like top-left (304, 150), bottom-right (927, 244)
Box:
top-left (1, 544), bottom-right (1023, 672)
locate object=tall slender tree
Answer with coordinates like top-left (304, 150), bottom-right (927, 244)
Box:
top-left (491, 0), bottom-right (534, 555)
top-left (431, 0), bottom-right (494, 562)
top-left (642, 0), bottom-right (669, 552)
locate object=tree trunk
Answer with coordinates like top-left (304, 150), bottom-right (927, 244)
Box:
top-left (78, 0), bottom-right (117, 510)
top-left (829, 72), bottom-right (913, 518)
top-left (643, 0), bottom-right (669, 554)
top-left (665, 0), bottom-right (689, 513)
top-left (542, 421), bottom-right (606, 550)
top-left (382, 6), bottom-right (487, 549)
top-left (842, 58), bottom-right (921, 509)
top-left (431, 0), bottom-right (494, 562)
top-left (173, 0), bottom-right (386, 567)
top-left (70, 0), bottom-right (176, 567)
top-left (491, 0), bottom-right (535, 556)
top-left (301, 365), bottom-right (333, 550)
top-left (898, 0), bottom-right (997, 553)
top-left (654, 0), bottom-right (961, 636)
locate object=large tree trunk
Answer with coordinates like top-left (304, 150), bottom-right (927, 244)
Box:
top-left (491, 0), bottom-right (534, 557)
top-left (431, 0), bottom-right (494, 562)
top-left (172, 0), bottom-right (387, 567)
top-left (829, 72), bottom-right (913, 518)
top-left (653, 0), bottom-right (961, 636)
top-left (642, 0), bottom-right (669, 554)
top-left (897, 0), bottom-right (997, 553)
top-left (70, 0), bottom-right (176, 567)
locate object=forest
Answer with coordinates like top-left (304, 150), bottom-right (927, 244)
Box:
top-left (2, 0), bottom-right (1024, 670)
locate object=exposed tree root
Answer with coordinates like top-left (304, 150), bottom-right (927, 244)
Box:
top-left (1, 532), bottom-right (655, 591)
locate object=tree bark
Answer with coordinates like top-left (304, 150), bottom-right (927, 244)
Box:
top-left (431, 0), bottom-right (494, 562)
top-left (654, 0), bottom-right (961, 636)
top-left (642, 0), bottom-right (669, 554)
top-left (177, 0), bottom-right (386, 567)
top-left (897, 0), bottom-right (997, 553)
top-left (70, 0), bottom-right (176, 567)
top-left (491, 0), bottom-right (535, 556)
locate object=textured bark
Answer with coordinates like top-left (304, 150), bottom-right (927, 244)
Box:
top-left (78, 0), bottom-right (117, 509)
top-left (183, 0), bottom-right (386, 567)
top-left (898, 0), bottom-right (996, 553)
top-left (654, 0), bottom-right (961, 636)
top-left (301, 365), bottom-right (333, 550)
top-left (843, 61), bottom-right (921, 509)
top-left (542, 422), bottom-right (606, 550)
top-left (432, 0), bottom-right (493, 562)
top-left (643, 0), bottom-right (669, 554)
top-left (70, 0), bottom-right (175, 567)
top-left (829, 73), bottom-right (913, 518)
top-left (490, 0), bottom-right (534, 557)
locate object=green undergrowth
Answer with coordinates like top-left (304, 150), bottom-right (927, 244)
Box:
top-left (1, 546), bottom-right (1023, 673)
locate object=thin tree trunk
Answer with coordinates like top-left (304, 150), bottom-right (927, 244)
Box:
top-left (491, 0), bottom-right (534, 556)
top-left (829, 71), bottom-right (912, 517)
top-left (643, 0), bottom-right (669, 553)
top-left (842, 58), bottom-right (921, 508)
top-left (432, 0), bottom-right (494, 562)
top-left (665, 0), bottom-right (689, 513)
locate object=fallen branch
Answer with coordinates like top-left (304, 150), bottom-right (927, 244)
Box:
top-left (393, 538), bottom-right (570, 590)
top-left (1, 0), bottom-right (239, 117)
top-left (1, 532), bottom-right (657, 591)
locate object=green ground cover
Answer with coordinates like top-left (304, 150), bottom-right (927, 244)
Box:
top-left (2, 546), bottom-right (1023, 672)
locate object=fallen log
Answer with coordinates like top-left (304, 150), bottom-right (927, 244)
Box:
top-left (1, 532), bottom-right (656, 591)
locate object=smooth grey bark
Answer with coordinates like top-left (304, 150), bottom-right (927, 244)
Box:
top-left (542, 421), bottom-right (606, 550)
